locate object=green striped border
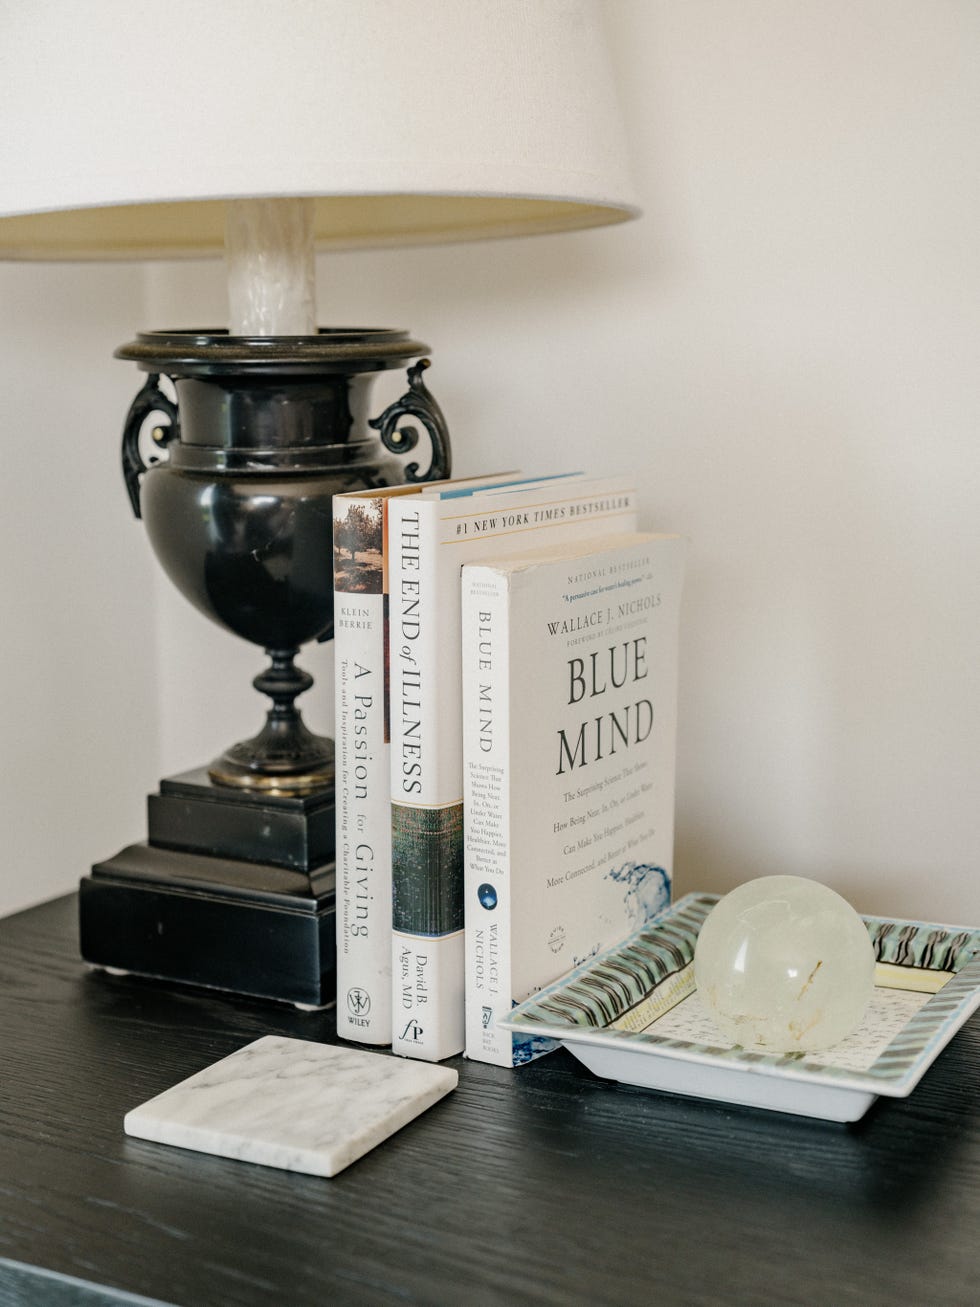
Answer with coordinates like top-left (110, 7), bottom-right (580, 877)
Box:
top-left (507, 893), bottom-right (980, 1091)
top-left (514, 894), bottom-right (710, 1030)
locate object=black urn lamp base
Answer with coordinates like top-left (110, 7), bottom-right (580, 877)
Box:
top-left (207, 649), bottom-right (336, 795)
top-left (80, 329), bottom-right (452, 1010)
top-left (79, 770), bottom-right (336, 1008)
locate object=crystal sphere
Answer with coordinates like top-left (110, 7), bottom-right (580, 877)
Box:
top-left (694, 875), bottom-right (876, 1053)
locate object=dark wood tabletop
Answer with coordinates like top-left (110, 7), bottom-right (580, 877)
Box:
top-left (1, 894), bottom-right (977, 1307)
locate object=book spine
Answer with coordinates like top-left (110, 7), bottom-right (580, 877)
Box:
top-left (462, 566), bottom-right (516, 1066)
top-left (333, 494), bottom-right (392, 1045)
top-left (388, 498), bottom-right (465, 1060)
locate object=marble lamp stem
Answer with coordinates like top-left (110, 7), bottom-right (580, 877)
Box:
top-left (225, 196), bottom-right (317, 336)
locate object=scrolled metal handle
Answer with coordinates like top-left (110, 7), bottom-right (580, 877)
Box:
top-left (121, 374), bottom-right (180, 519)
top-left (369, 359), bottom-right (452, 484)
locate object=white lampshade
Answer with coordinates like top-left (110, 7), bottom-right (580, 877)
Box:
top-left (0, 0), bottom-right (638, 261)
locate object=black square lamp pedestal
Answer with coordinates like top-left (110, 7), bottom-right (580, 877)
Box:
top-left (79, 769), bottom-right (336, 1008)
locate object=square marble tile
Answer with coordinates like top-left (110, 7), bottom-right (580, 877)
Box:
top-left (124, 1035), bottom-right (458, 1177)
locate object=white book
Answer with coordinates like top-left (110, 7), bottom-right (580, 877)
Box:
top-left (332, 474), bottom-right (521, 1044)
top-left (333, 485), bottom-right (424, 1045)
top-left (461, 531), bottom-right (685, 1067)
top-left (388, 476), bottom-right (638, 1061)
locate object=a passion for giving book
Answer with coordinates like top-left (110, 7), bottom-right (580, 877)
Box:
top-left (333, 484), bottom-right (429, 1045)
top-left (461, 530), bottom-right (686, 1067)
top-left (332, 474), bottom-right (520, 1045)
top-left (388, 476), bottom-right (638, 1062)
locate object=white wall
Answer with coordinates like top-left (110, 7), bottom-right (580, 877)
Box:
top-left (2, 1), bottom-right (977, 922)
top-left (0, 263), bottom-right (160, 915)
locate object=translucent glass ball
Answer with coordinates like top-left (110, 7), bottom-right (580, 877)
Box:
top-left (694, 876), bottom-right (876, 1053)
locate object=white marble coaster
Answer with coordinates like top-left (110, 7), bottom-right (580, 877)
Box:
top-left (124, 1035), bottom-right (458, 1178)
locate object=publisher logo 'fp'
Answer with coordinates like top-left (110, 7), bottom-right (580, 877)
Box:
top-left (346, 988), bottom-right (371, 1017)
top-left (399, 1019), bottom-right (424, 1043)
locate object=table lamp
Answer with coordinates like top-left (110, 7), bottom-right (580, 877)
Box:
top-left (0, 0), bottom-right (638, 1005)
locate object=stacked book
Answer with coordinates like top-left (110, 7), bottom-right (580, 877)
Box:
top-left (333, 473), bottom-right (685, 1065)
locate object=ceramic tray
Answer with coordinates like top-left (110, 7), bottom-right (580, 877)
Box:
top-left (500, 893), bottom-right (980, 1122)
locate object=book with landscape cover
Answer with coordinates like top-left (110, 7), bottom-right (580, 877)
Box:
top-left (388, 476), bottom-right (638, 1061)
top-left (333, 484), bottom-right (422, 1044)
top-left (461, 530), bottom-right (686, 1067)
top-left (332, 474), bottom-right (520, 1044)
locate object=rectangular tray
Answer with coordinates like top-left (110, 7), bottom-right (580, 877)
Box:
top-left (501, 893), bottom-right (980, 1121)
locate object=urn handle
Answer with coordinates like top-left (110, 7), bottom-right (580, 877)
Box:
top-left (121, 374), bottom-right (180, 519)
top-left (369, 359), bottom-right (451, 483)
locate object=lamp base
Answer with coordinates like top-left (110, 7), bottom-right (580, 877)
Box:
top-left (79, 770), bottom-right (336, 1007)
top-left (206, 649), bottom-right (336, 796)
top-left (148, 767), bottom-right (335, 869)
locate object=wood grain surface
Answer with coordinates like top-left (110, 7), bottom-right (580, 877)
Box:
top-left (1, 895), bottom-right (977, 1307)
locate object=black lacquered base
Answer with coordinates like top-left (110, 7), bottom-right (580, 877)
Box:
top-left (148, 767), bottom-right (335, 870)
top-left (80, 771), bottom-right (336, 1008)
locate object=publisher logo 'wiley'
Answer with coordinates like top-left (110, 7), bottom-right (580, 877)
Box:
top-left (346, 988), bottom-right (371, 1018)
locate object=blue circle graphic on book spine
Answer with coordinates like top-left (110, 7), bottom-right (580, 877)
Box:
top-left (478, 883), bottom-right (498, 910)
